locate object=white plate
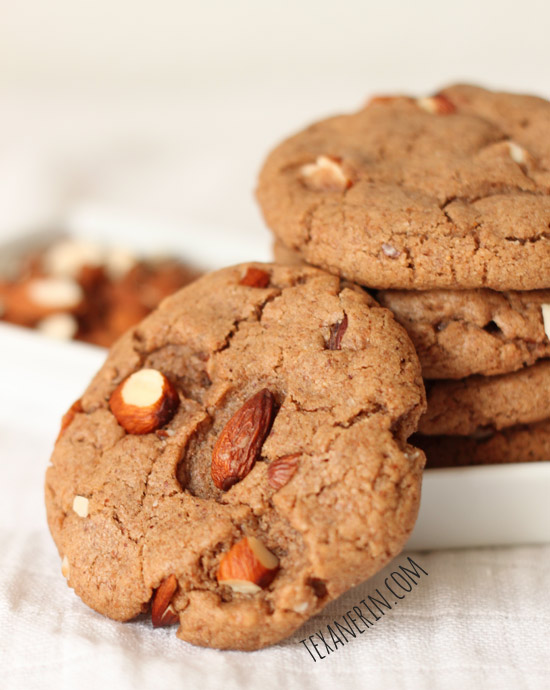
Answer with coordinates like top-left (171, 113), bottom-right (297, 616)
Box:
top-left (407, 463), bottom-right (550, 549)
top-left (1, 322), bottom-right (549, 549)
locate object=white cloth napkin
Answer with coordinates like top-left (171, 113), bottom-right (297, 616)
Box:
top-left (1, 524), bottom-right (549, 690)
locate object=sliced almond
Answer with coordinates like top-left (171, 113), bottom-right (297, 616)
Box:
top-left (416, 94), bottom-right (456, 115)
top-left (300, 155), bottom-right (352, 192)
top-left (72, 495), bottom-right (89, 518)
top-left (267, 454), bottom-right (300, 490)
top-left (217, 536), bottom-right (279, 594)
top-left (156, 428), bottom-right (175, 439)
top-left (151, 574), bottom-right (179, 627)
top-left (109, 368), bottom-right (179, 435)
top-left (211, 389), bottom-right (276, 490)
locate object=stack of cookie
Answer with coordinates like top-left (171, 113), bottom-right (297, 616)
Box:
top-left (257, 83), bottom-right (550, 468)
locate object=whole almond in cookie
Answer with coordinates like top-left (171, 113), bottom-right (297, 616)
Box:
top-left (211, 388), bottom-right (276, 490)
top-left (45, 263), bottom-right (425, 650)
top-left (109, 368), bottom-right (179, 434)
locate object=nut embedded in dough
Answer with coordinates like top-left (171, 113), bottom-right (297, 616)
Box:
top-left (327, 314), bottom-right (348, 351)
top-left (151, 574), bottom-right (179, 627)
top-left (238, 267), bottom-right (271, 288)
top-left (267, 454), bottom-right (300, 490)
top-left (416, 94), bottom-right (456, 115)
top-left (72, 495), bottom-right (89, 518)
top-left (109, 368), bottom-right (179, 435)
top-left (61, 556), bottom-right (70, 578)
top-left (300, 155), bottom-right (352, 191)
top-left (217, 536), bottom-right (279, 594)
top-left (56, 398), bottom-right (83, 443)
top-left (211, 388), bottom-right (275, 490)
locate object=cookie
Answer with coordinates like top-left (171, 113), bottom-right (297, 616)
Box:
top-left (258, 84), bottom-right (550, 291)
top-left (45, 262), bottom-right (426, 651)
top-left (273, 239), bottom-right (550, 380)
top-left (377, 288), bottom-right (550, 380)
top-left (413, 418), bottom-right (550, 467)
top-left (419, 360), bottom-right (550, 436)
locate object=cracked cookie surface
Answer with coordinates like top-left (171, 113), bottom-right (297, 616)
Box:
top-left (45, 262), bottom-right (426, 650)
top-left (273, 239), bottom-right (550, 379)
top-left (258, 84), bottom-right (550, 290)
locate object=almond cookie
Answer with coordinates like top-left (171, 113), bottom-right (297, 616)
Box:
top-left (258, 84), bottom-right (550, 291)
top-left (413, 418), bottom-right (550, 467)
top-left (45, 262), bottom-right (426, 651)
top-left (419, 360), bottom-right (550, 436)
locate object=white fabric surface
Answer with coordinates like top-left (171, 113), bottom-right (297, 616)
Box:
top-left (1, 522), bottom-right (549, 689)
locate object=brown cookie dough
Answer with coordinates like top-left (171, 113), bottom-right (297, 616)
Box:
top-left (419, 359), bottom-right (550, 436)
top-left (45, 262), bottom-right (426, 651)
top-left (377, 288), bottom-right (550, 379)
top-left (258, 84), bottom-right (550, 291)
top-left (414, 418), bottom-right (550, 467)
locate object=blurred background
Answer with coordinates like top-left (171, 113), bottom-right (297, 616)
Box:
top-left (1, 0), bottom-right (549, 264)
